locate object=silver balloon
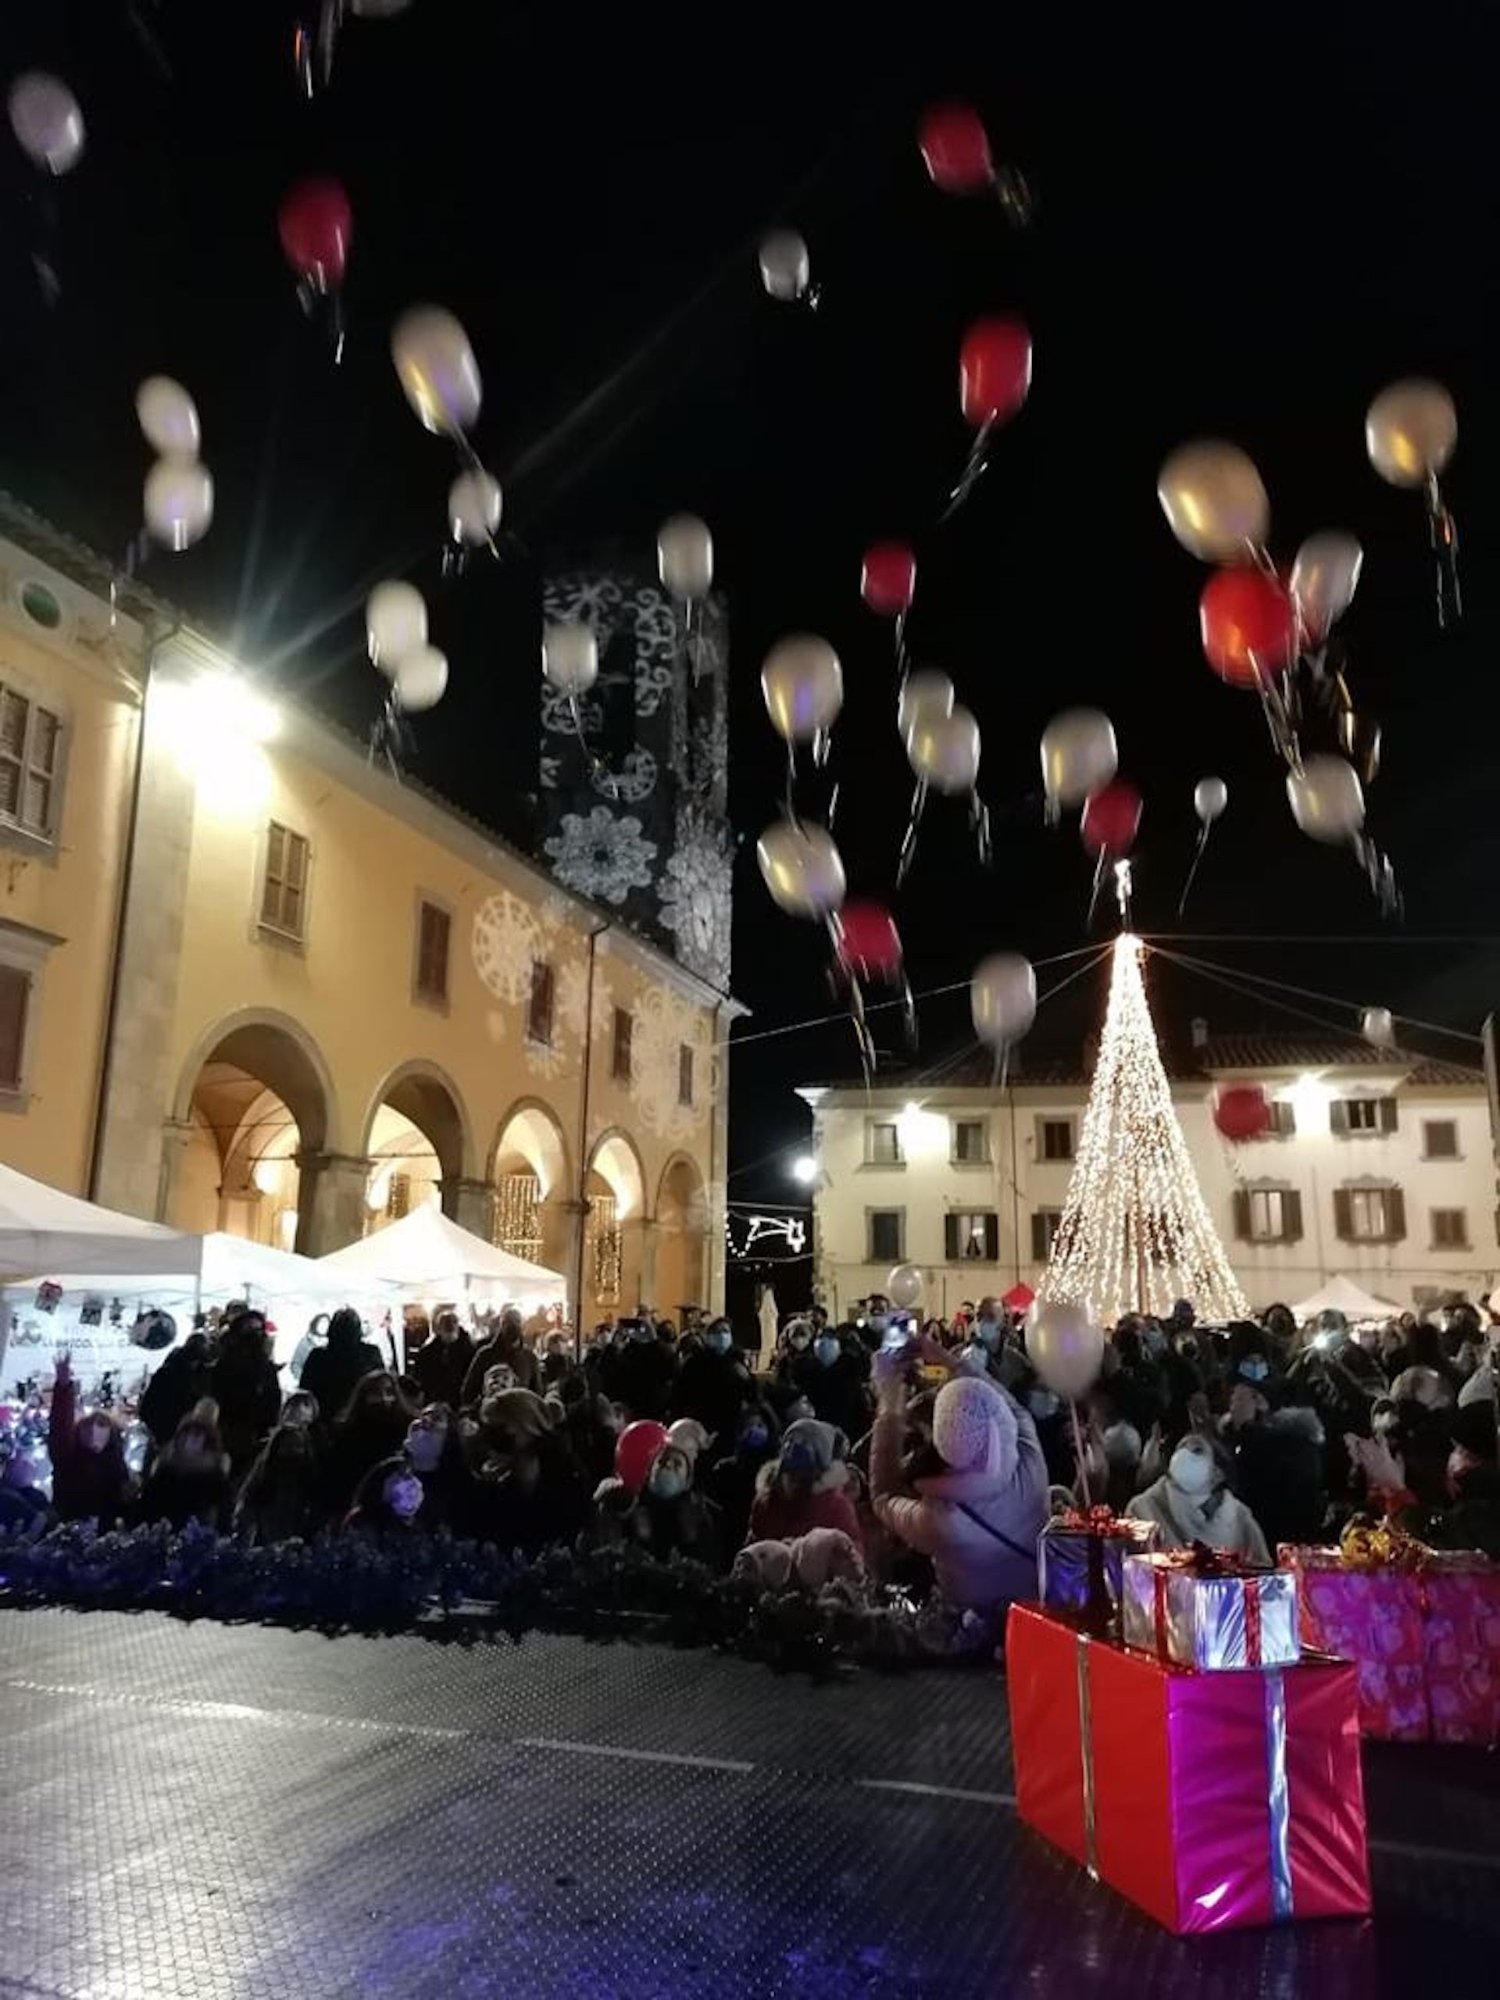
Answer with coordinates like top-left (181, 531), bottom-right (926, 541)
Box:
top-left (1362, 1005), bottom-right (1395, 1050)
top-left (761, 635), bottom-right (843, 743)
top-left (391, 305), bottom-right (482, 434)
top-left (657, 514), bottom-right (714, 601)
top-left (448, 470), bottom-right (502, 545)
top-left (907, 705), bottom-right (980, 794)
top-left (542, 622), bottom-right (598, 697)
top-left (1287, 754), bottom-right (1365, 843)
top-left (1157, 440), bottom-right (1269, 561)
top-left (8, 72), bottom-right (85, 175)
top-left (1290, 531), bottom-right (1363, 636)
top-left (143, 459), bottom-right (213, 551)
top-left (897, 670), bottom-right (954, 741)
top-left (1040, 708), bottom-right (1117, 809)
top-left (1027, 1299), bottom-right (1105, 1400)
top-left (759, 230), bottom-right (811, 302)
top-left (755, 818), bottom-right (846, 918)
top-left (970, 953), bottom-right (1036, 1048)
top-left (1193, 776), bottom-right (1228, 824)
top-left (1366, 379), bottom-right (1457, 487)
top-left (367, 581), bottom-right (428, 673)
top-left (887, 1263), bottom-right (924, 1309)
top-left (393, 644), bottom-right (448, 713)
top-left (136, 377), bottom-right (201, 460)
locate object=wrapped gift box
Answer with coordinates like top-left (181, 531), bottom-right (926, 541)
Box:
top-left (1281, 1546), bottom-right (1500, 1744)
top-left (1038, 1509), bottom-right (1160, 1635)
top-left (1121, 1548), bottom-right (1301, 1670)
top-left (1007, 1602), bottom-right (1370, 1934)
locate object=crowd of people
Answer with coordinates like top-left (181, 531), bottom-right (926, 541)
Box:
top-left (2, 1288), bottom-right (1497, 1651)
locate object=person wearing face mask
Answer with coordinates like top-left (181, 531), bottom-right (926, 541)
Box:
top-left (860, 1294), bottom-right (893, 1356)
top-left (467, 1388), bottom-right (589, 1555)
top-left (234, 1417), bottom-right (325, 1544)
top-left (1221, 1379), bottom-right (1325, 1550)
top-left (401, 1404), bottom-right (471, 1530)
top-left (410, 1309), bottom-right (476, 1409)
top-left (773, 1319), bottom-right (816, 1390)
top-left (345, 1458), bottom-right (432, 1535)
top-left (747, 1417), bottom-right (864, 1552)
top-left (209, 1310), bottom-right (283, 1477)
top-left (593, 1441), bottom-right (722, 1566)
top-left (1126, 1432), bottom-right (1270, 1560)
top-left (137, 1402), bottom-right (234, 1530)
top-left (299, 1306), bottom-right (385, 1423)
top-left (672, 1318), bottom-right (751, 1445)
top-left (139, 1330), bottom-right (216, 1451)
top-left (609, 1315), bottom-right (678, 1423)
top-left (704, 1404), bottom-right (781, 1552)
top-left (47, 1351), bottom-right (133, 1526)
top-left (462, 1306), bottom-right (539, 1402)
top-left (320, 1370), bottom-right (416, 1523)
top-left (800, 1324), bottom-right (873, 1445)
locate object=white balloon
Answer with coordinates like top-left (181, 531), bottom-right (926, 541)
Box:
top-left (907, 705), bottom-right (980, 794)
top-left (759, 229), bottom-right (810, 302)
top-left (1362, 1005), bottom-right (1395, 1050)
top-left (657, 514), bottom-right (714, 601)
top-left (761, 635), bottom-right (843, 743)
top-left (135, 377), bottom-right (201, 460)
top-left (1365, 379), bottom-right (1457, 488)
top-left (542, 621), bottom-right (598, 697)
top-left (143, 459), bottom-right (214, 551)
top-left (448, 470), bottom-right (502, 545)
top-left (1040, 708), bottom-right (1117, 808)
top-left (391, 305), bottom-right (482, 434)
top-left (897, 670), bottom-right (954, 742)
top-left (755, 818), bottom-right (846, 919)
top-left (888, 1263), bottom-right (924, 1309)
top-left (1290, 531), bottom-right (1363, 636)
top-left (1157, 439), bottom-right (1269, 562)
top-left (366, 581), bottom-right (428, 674)
top-left (393, 644), bottom-right (448, 713)
top-left (1027, 1299), bottom-right (1105, 1400)
top-left (8, 72), bottom-right (85, 175)
top-left (970, 953), bottom-right (1037, 1048)
top-left (1194, 776), bottom-right (1228, 824)
top-left (1287, 754), bottom-right (1364, 843)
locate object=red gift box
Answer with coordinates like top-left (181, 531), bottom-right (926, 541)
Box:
top-left (1007, 1602), bottom-right (1371, 1934)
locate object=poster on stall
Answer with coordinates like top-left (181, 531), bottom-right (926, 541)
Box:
top-left (1, 1287), bottom-right (180, 1402)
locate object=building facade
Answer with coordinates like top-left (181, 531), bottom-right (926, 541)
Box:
top-left (0, 506), bottom-right (735, 1326)
top-left (801, 1034), bottom-right (1497, 1320)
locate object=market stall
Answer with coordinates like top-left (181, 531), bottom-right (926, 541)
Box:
top-left (316, 1203), bottom-right (566, 1309)
top-left (1289, 1274), bottom-right (1402, 1324)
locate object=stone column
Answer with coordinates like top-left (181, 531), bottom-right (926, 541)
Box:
top-left (445, 1176), bottom-right (495, 1242)
top-left (628, 1212), bottom-right (659, 1314)
top-left (152, 1117), bottom-right (200, 1227)
top-left (549, 1195), bottom-right (592, 1340)
top-left (295, 1152), bottom-right (374, 1256)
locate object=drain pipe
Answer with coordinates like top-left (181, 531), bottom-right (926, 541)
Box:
top-left (570, 919), bottom-right (610, 1355)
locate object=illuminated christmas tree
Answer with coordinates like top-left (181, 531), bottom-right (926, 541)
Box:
top-left (1041, 933), bottom-right (1247, 1324)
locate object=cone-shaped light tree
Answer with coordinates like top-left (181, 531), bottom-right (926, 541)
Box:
top-left (1040, 934), bottom-right (1248, 1324)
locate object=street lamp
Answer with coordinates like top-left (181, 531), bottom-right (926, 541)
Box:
top-left (791, 1155), bottom-right (818, 1185)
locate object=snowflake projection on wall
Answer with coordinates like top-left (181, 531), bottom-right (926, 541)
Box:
top-left (540, 685), bottom-right (605, 738)
top-left (543, 573), bottom-right (625, 631)
top-left (597, 746), bottom-right (658, 804)
top-left (657, 809), bottom-right (732, 992)
top-left (630, 980), bottom-right (713, 1144)
top-left (472, 891), bottom-right (558, 1008)
top-left (625, 586), bottom-right (679, 718)
top-left (556, 954), bottom-right (613, 1047)
top-left (544, 806), bottom-right (658, 906)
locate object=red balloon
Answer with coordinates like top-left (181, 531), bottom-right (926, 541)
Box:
top-left (1214, 1085), bottom-right (1271, 1142)
top-left (836, 901), bottom-right (904, 980)
top-left (860, 542), bottom-right (916, 618)
top-left (919, 104), bottom-right (994, 194)
top-left (1080, 780), bottom-right (1142, 859)
top-left (614, 1419), bottom-right (668, 1494)
top-left (278, 177), bottom-right (352, 288)
top-left (960, 317), bottom-right (1032, 428)
top-left (1199, 566), bottom-right (1296, 688)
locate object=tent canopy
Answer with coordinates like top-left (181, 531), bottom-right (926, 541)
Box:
top-left (0, 1160), bottom-right (191, 1278)
top-left (317, 1204), bottom-right (565, 1300)
top-left (1290, 1273), bottom-right (1402, 1323)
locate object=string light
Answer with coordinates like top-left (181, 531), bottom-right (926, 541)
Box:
top-left (1041, 935), bottom-right (1248, 1325)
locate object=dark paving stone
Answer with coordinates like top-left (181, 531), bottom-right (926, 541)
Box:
top-left (3, 1607), bottom-right (1498, 1998)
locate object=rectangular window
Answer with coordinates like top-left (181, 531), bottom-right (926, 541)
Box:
top-left (0, 963), bottom-right (30, 1092)
top-left (945, 1210), bottom-right (999, 1262)
top-left (258, 822), bottom-right (309, 940)
top-left (866, 1120), bottom-right (903, 1165)
top-left (527, 960), bottom-right (555, 1045)
top-left (1432, 1207), bottom-right (1469, 1249)
top-left (414, 900), bottom-right (450, 1004)
top-left (1334, 1096), bottom-right (1397, 1136)
top-left (611, 1007), bottom-right (633, 1083)
top-left (1423, 1119), bottom-right (1459, 1160)
top-left (1249, 1190), bottom-right (1284, 1242)
top-left (1269, 1099), bottom-right (1297, 1138)
top-left (0, 683), bottom-right (62, 840)
top-left (678, 1043), bottom-right (694, 1108)
top-left (867, 1209), bottom-right (904, 1262)
top-left (1234, 1186), bottom-right (1303, 1244)
top-left (1030, 1208), bottom-right (1062, 1261)
top-left (952, 1118), bottom-right (989, 1164)
top-left (1039, 1118), bottom-right (1075, 1163)
top-left (1345, 1098), bottom-right (1380, 1134)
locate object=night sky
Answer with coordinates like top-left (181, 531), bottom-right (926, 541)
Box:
top-left (2, 3), bottom-right (1497, 1228)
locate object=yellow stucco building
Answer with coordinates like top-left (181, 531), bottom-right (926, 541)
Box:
top-left (0, 501), bottom-right (733, 1325)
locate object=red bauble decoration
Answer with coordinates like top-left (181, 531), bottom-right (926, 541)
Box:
top-left (918, 104), bottom-right (994, 194)
top-left (1199, 566), bottom-right (1296, 687)
top-left (1081, 780), bottom-right (1142, 858)
top-left (614, 1419), bottom-right (669, 1494)
top-left (959, 317), bottom-right (1032, 427)
top-left (836, 901), bottom-right (904, 980)
top-left (860, 542), bottom-right (916, 618)
top-left (278, 177), bottom-right (353, 288)
top-left (1213, 1085), bottom-right (1271, 1142)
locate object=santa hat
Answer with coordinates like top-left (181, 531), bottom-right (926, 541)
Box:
top-left (932, 1375), bottom-right (1017, 1480)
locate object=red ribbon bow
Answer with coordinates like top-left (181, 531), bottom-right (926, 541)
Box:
top-left (1060, 1505), bottom-right (1127, 1537)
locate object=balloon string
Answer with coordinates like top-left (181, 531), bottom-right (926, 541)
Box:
top-left (568, 693), bottom-right (618, 801)
top-left (1177, 822), bottom-right (1211, 917)
top-left (970, 791), bottom-right (992, 866)
top-left (1251, 658), bottom-right (1302, 775)
top-left (940, 418), bottom-right (995, 521)
top-left (992, 165), bottom-right (1033, 227)
top-left (893, 611), bottom-right (908, 688)
top-left (1070, 1399), bottom-right (1093, 1506)
top-left (1085, 850), bottom-right (1108, 927)
top-left (1426, 476), bottom-right (1462, 628)
top-left (896, 780), bottom-right (927, 886)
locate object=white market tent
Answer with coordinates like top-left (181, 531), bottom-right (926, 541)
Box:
top-left (317, 1203), bottom-right (566, 1304)
top-left (0, 1160), bottom-right (191, 1279)
top-left (1290, 1273), bottom-right (1403, 1324)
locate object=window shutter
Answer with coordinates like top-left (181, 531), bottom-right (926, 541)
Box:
top-left (1333, 1188), bottom-right (1354, 1240)
top-left (1386, 1187), bottom-right (1406, 1242)
top-left (943, 1213), bottom-right (959, 1259)
top-left (1329, 1099), bottom-right (1349, 1136)
top-left (1282, 1189), bottom-right (1303, 1243)
top-left (983, 1213), bottom-right (1000, 1262)
top-left (1379, 1097), bottom-right (1399, 1135)
top-left (1030, 1211), bottom-right (1048, 1261)
top-left (1232, 1189), bottom-right (1251, 1241)
top-left (0, 966), bottom-right (29, 1089)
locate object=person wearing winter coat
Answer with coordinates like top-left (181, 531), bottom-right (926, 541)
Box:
top-left (869, 1349), bottom-right (1047, 1616)
top-left (139, 1331), bottom-right (215, 1450)
top-left (733, 1527), bottom-right (865, 1594)
top-left (319, 1371), bottom-right (416, 1524)
top-left (461, 1308), bottom-right (539, 1403)
top-left (209, 1311), bottom-right (283, 1476)
top-left (234, 1419), bottom-right (325, 1545)
top-left (401, 1404), bottom-right (473, 1531)
top-left (608, 1317), bottom-right (677, 1423)
top-left (746, 1418), bottom-right (864, 1553)
top-left (704, 1405), bottom-right (781, 1553)
top-left (410, 1311), bottom-right (475, 1410)
top-left (344, 1456), bottom-right (433, 1536)
top-left (672, 1319), bottom-right (753, 1446)
top-left (801, 1326), bottom-right (873, 1444)
top-left (1127, 1431), bottom-right (1271, 1561)
top-left (47, 1353), bottom-right (133, 1526)
top-left (465, 1388), bottom-right (588, 1555)
top-left (136, 1404), bottom-right (234, 1531)
top-left (299, 1307), bottom-right (385, 1422)
top-left (591, 1440), bottom-right (723, 1568)
top-left (1221, 1383), bottom-right (1326, 1550)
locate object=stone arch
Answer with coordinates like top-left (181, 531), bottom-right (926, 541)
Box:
top-left (490, 1095), bottom-right (571, 1198)
top-left (360, 1060), bottom-right (476, 1187)
top-left (587, 1127), bottom-right (647, 1217)
top-left (172, 1008), bottom-right (339, 1152)
top-left (584, 1128), bottom-right (649, 1322)
top-left (655, 1151), bottom-right (709, 1315)
top-left (491, 1097), bottom-right (572, 1273)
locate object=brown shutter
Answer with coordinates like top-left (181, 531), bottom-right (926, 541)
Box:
top-left (1282, 1190), bottom-right (1303, 1243)
top-left (1333, 1188), bottom-right (1354, 1240)
top-left (944, 1213), bottom-right (960, 1260)
top-left (1329, 1099), bottom-right (1349, 1135)
top-left (0, 966), bottom-right (29, 1090)
top-left (1385, 1188), bottom-right (1406, 1242)
top-left (983, 1213), bottom-right (1000, 1262)
top-left (1379, 1097), bottom-right (1399, 1134)
top-left (1030, 1211), bottom-right (1049, 1261)
top-left (1232, 1189), bottom-right (1251, 1241)
top-left (1277, 1099), bottom-right (1297, 1137)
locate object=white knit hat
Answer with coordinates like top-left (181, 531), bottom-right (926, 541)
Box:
top-left (932, 1375), bottom-right (1016, 1478)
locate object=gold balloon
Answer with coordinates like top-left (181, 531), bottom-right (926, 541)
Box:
top-left (907, 705), bottom-right (980, 793)
top-left (761, 635), bottom-right (843, 743)
top-left (755, 817), bottom-right (846, 918)
top-left (1157, 440), bottom-right (1269, 561)
top-left (1365, 379), bottom-right (1456, 488)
